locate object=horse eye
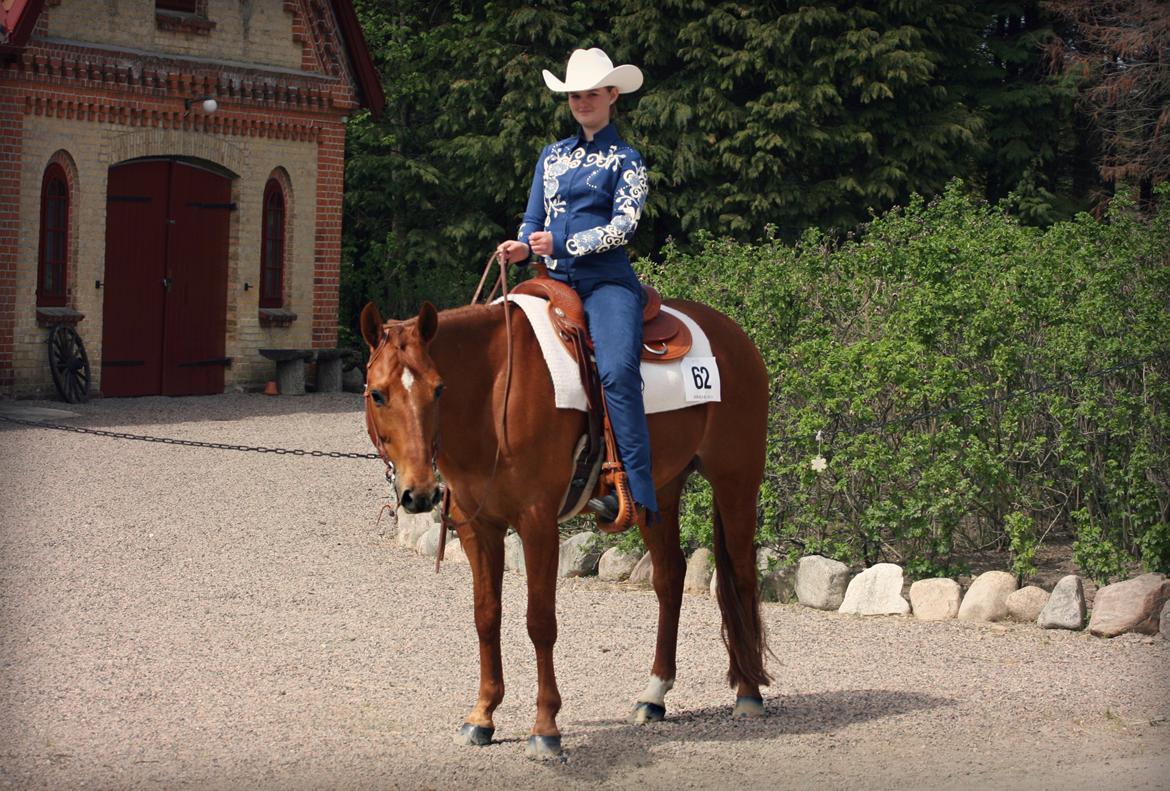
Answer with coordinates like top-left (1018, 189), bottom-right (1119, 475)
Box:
top-left (370, 389), bottom-right (386, 406)
top-left (434, 383), bottom-right (445, 400)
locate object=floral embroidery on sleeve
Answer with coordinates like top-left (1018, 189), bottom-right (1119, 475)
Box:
top-left (564, 158), bottom-right (648, 257)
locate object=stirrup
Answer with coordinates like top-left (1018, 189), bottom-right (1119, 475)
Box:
top-left (594, 465), bottom-right (637, 534)
top-left (587, 493), bottom-right (619, 522)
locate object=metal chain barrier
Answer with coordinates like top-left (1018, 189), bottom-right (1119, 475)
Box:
top-left (0, 414), bottom-right (381, 460)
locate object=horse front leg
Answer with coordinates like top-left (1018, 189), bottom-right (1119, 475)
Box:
top-left (630, 472), bottom-right (687, 724)
top-left (452, 513), bottom-right (506, 746)
top-left (518, 522), bottom-right (563, 758)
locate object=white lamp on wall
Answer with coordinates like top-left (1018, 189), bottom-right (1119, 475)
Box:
top-left (183, 95), bottom-right (219, 115)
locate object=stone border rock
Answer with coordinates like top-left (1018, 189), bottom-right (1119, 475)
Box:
top-left (391, 510), bottom-right (1169, 639)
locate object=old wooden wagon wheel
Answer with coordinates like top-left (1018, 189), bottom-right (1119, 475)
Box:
top-left (47, 324), bottom-right (91, 403)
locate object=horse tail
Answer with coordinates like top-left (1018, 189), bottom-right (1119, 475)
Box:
top-left (711, 500), bottom-right (773, 689)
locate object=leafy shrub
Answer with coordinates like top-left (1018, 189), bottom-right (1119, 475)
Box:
top-left (637, 181), bottom-right (1170, 582)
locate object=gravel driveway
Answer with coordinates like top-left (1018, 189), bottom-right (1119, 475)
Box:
top-left (1, 394), bottom-right (1168, 790)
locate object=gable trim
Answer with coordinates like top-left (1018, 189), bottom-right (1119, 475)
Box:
top-left (0, 0), bottom-right (46, 55)
top-left (329, 0), bottom-right (384, 116)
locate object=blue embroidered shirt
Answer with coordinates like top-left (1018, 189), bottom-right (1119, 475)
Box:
top-left (517, 123), bottom-right (648, 286)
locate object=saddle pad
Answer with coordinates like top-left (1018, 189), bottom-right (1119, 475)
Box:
top-left (500, 293), bottom-right (720, 414)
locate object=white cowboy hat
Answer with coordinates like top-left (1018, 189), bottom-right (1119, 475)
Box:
top-left (542, 48), bottom-right (643, 94)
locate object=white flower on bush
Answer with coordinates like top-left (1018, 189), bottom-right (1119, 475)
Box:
top-left (810, 455), bottom-right (828, 473)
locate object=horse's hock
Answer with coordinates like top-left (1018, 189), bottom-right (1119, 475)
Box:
top-left (259, 349), bottom-right (351, 395)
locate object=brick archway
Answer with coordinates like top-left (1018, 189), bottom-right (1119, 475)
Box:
top-left (107, 129), bottom-right (247, 176)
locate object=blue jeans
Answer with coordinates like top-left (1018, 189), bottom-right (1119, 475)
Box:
top-left (577, 277), bottom-right (658, 514)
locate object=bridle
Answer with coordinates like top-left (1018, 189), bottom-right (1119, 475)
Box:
top-left (364, 251), bottom-right (517, 570)
top-left (363, 353), bottom-right (395, 486)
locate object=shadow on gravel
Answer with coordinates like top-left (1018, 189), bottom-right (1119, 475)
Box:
top-left (0, 393), bottom-right (365, 430)
top-left (553, 688), bottom-right (953, 782)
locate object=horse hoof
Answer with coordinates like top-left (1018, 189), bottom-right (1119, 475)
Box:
top-left (526, 734), bottom-right (563, 759)
top-left (454, 723), bottom-right (494, 746)
top-left (733, 696), bottom-right (765, 718)
top-left (629, 701), bottom-right (666, 724)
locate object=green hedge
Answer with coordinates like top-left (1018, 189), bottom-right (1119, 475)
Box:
top-left (636, 182), bottom-right (1170, 582)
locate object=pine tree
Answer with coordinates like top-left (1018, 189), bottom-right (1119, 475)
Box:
top-left (1047, 0), bottom-right (1170, 207)
top-left (340, 0), bottom-right (1118, 328)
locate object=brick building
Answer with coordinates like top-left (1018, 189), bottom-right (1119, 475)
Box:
top-left (0, 0), bottom-right (383, 397)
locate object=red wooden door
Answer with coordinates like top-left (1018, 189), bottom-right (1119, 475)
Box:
top-left (101, 160), bottom-right (169, 396)
top-left (101, 159), bottom-right (232, 397)
top-left (162, 162), bottom-right (231, 396)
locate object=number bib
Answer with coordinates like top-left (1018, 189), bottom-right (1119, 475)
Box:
top-left (681, 356), bottom-right (721, 402)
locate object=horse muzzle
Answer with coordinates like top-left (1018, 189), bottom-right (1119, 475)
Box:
top-left (399, 484), bottom-right (442, 514)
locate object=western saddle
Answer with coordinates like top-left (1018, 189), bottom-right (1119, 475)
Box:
top-left (511, 268), bottom-right (693, 532)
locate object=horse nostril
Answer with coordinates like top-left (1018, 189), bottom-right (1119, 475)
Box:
top-left (399, 488), bottom-right (438, 513)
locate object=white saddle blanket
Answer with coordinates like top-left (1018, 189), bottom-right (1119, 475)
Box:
top-left (501, 293), bottom-right (721, 414)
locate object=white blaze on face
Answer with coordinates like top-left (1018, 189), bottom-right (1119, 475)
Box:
top-left (636, 675), bottom-right (674, 706)
top-left (400, 366), bottom-right (415, 393)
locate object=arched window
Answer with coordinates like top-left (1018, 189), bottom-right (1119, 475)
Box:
top-left (37, 163), bottom-right (69, 307)
top-left (260, 178), bottom-right (285, 309)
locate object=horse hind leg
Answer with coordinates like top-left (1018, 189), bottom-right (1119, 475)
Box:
top-left (629, 471), bottom-right (687, 724)
top-left (709, 472), bottom-right (772, 718)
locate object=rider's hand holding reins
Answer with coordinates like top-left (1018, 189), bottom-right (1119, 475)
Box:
top-left (497, 231), bottom-right (553, 265)
top-left (496, 240), bottom-right (531, 265)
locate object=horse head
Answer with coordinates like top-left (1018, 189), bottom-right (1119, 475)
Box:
top-left (360, 301), bottom-right (445, 514)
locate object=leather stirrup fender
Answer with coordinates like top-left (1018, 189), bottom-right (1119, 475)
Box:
top-left (594, 382), bottom-right (638, 534)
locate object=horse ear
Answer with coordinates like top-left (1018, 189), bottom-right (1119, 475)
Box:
top-left (418, 301), bottom-right (439, 344)
top-left (360, 302), bottom-right (384, 350)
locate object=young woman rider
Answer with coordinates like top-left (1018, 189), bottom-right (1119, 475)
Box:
top-left (496, 48), bottom-right (656, 522)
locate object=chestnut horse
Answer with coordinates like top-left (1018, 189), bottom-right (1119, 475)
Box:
top-left (360, 294), bottom-right (771, 757)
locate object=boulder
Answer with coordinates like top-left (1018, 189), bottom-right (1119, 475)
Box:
top-left (1160, 599), bottom-right (1170, 641)
top-left (757, 548), bottom-right (797, 603)
top-left (1088, 573), bottom-right (1170, 638)
top-left (628, 552), bottom-right (654, 587)
top-left (396, 509), bottom-right (435, 549)
top-left (684, 548), bottom-right (714, 594)
top-left (558, 533), bottom-right (602, 578)
top-left (909, 578), bottom-right (961, 621)
top-left (957, 571), bottom-right (1018, 622)
top-left (838, 563), bottom-right (910, 616)
top-left (795, 555), bottom-right (850, 610)
top-left (1005, 585), bottom-right (1049, 623)
top-left (444, 537), bottom-right (467, 564)
top-left (598, 547), bottom-right (640, 582)
top-left (504, 531), bottom-right (526, 575)
top-left (416, 525), bottom-right (454, 558)
top-left (1038, 575), bottom-right (1087, 630)
top-left (710, 568), bottom-right (718, 598)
